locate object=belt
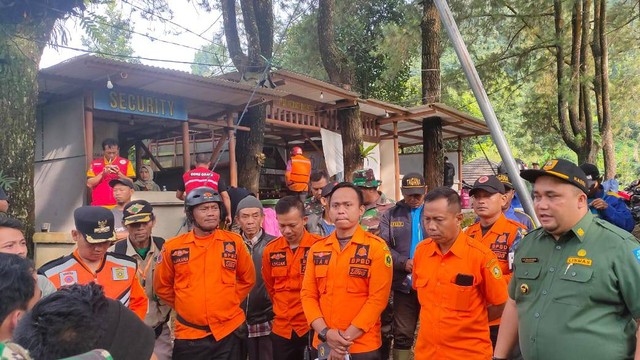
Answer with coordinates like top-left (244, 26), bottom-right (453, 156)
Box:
top-left (176, 313), bottom-right (211, 333)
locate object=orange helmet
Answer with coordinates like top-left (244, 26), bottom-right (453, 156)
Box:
top-left (291, 146), bottom-right (303, 156)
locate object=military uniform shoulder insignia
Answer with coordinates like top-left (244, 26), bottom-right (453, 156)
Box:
top-left (486, 258), bottom-right (502, 279)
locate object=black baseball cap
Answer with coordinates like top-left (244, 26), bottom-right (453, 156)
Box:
top-left (469, 175), bottom-right (505, 196)
top-left (521, 159), bottom-right (588, 194)
top-left (122, 200), bottom-right (154, 226)
top-left (401, 173), bottom-right (426, 195)
top-left (496, 174), bottom-right (514, 190)
top-left (579, 163), bottom-right (601, 187)
top-left (321, 182), bottom-right (339, 198)
top-left (74, 206), bottom-right (117, 243)
top-left (109, 178), bottom-right (134, 189)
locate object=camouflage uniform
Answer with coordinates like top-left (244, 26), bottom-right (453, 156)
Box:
top-left (353, 169), bottom-right (395, 360)
top-left (304, 197), bottom-right (324, 217)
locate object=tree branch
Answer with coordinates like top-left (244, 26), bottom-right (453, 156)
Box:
top-left (221, 0), bottom-right (249, 71)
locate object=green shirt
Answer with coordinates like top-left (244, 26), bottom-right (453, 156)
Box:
top-left (509, 212), bottom-right (640, 359)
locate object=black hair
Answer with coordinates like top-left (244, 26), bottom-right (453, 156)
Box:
top-left (310, 171), bottom-right (328, 183)
top-left (0, 253), bottom-right (35, 323)
top-left (275, 196), bottom-right (305, 217)
top-left (424, 186), bottom-right (461, 213)
top-left (13, 283), bottom-right (108, 360)
top-left (329, 182), bottom-right (364, 206)
top-left (0, 217), bottom-right (23, 231)
top-left (101, 138), bottom-right (118, 150)
top-left (195, 153), bottom-right (210, 165)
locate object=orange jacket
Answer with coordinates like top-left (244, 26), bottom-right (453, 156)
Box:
top-left (39, 249), bottom-right (148, 320)
top-left (262, 230), bottom-right (321, 339)
top-left (285, 155), bottom-right (311, 192)
top-left (464, 215), bottom-right (525, 278)
top-left (412, 231), bottom-right (508, 360)
top-left (300, 226), bottom-right (393, 353)
top-left (153, 229), bottom-right (255, 340)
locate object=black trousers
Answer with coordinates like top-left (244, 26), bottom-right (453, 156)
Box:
top-left (173, 333), bottom-right (243, 360)
top-left (271, 331), bottom-right (316, 360)
top-left (246, 334), bottom-right (273, 360)
top-left (392, 290), bottom-right (420, 350)
top-left (351, 350), bottom-right (381, 360)
top-left (379, 295), bottom-right (393, 359)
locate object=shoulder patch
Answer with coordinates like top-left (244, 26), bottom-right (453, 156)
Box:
top-left (384, 253), bottom-right (392, 268)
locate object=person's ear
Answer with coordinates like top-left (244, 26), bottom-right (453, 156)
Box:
top-left (71, 229), bottom-right (80, 243)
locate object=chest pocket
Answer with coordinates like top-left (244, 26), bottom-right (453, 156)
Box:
top-left (553, 266), bottom-right (593, 307)
top-left (442, 282), bottom-right (475, 312)
top-left (221, 260), bottom-right (237, 285)
top-left (174, 263), bottom-right (191, 289)
top-left (315, 266), bottom-right (329, 294)
top-left (271, 267), bottom-right (289, 290)
top-left (513, 264), bottom-right (541, 302)
top-left (346, 266), bottom-right (370, 294)
top-left (414, 277), bottom-right (429, 304)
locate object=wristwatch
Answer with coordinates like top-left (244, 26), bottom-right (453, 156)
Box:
top-left (318, 327), bottom-right (329, 342)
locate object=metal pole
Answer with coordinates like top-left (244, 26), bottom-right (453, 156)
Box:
top-left (433, 0), bottom-right (539, 226)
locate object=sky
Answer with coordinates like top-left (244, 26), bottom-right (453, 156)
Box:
top-left (39, 1), bottom-right (224, 73)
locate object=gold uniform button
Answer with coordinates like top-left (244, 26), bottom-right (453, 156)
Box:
top-left (520, 284), bottom-right (530, 294)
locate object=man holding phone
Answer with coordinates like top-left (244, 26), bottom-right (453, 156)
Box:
top-left (412, 187), bottom-right (508, 360)
top-left (87, 138), bottom-right (135, 207)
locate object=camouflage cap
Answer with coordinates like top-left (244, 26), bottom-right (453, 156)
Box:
top-left (352, 169), bottom-right (381, 188)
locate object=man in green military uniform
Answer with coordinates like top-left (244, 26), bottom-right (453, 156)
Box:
top-left (353, 169), bottom-right (395, 236)
top-left (494, 159), bottom-right (640, 360)
top-left (305, 171), bottom-right (329, 218)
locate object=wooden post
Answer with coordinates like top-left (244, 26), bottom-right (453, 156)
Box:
top-left (84, 93), bottom-right (94, 204)
top-left (457, 136), bottom-right (463, 191)
top-left (182, 122), bottom-right (190, 173)
top-left (393, 121), bottom-right (401, 200)
top-left (227, 112), bottom-right (238, 187)
top-left (83, 93), bottom-right (94, 170)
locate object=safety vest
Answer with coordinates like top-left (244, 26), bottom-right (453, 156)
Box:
top-left (39, 250), bottom-right (148, 319)
top-left (183, 167), bottom-right (220, 194)
top-left (286, 155), bottom-right (311, 192)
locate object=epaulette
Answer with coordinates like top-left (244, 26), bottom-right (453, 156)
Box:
top-left (592, 217), bottom-right (639, 243)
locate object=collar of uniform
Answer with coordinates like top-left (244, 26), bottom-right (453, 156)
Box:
top-left (324, 225), bottom-right (366, 246)
top-left (424, 230), bottom-right (467, 258)
top-left (486, 213), bottom-right (509, 235)
top-left (72, 248), bottom-right (106, 274)
top-left (124, 237), bottom-right (157, 258)
top-left (565, 211), bottom-right (594, 242)
top-left (300, 230), bottom-right (319, 248)
top-left (185, 230), bottom-right (220, 246)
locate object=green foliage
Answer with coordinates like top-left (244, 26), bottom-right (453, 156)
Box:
top-left (277, 0), bottom-right (414, 103)
top-left (80, 1), bottom-right (139, 63)
top-left (191, 32), bottom-right (232, 76)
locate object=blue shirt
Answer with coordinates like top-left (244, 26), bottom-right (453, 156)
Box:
top-left (320, 219), bottom-right (336, 236)
top-left (409, 205), bottom-right (424, 258)
top-left (588, 188), bottom-right (635, 232)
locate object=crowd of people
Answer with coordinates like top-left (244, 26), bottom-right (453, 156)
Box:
top-left (0, 138), bottom-right (639, 360)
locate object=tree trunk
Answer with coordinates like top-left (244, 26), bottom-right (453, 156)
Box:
top-left (236, 105), bottom-right (266, 193)
top-left (337, 105), bottom-right (363, 182)
top-left (423, 118), bottom-right (444, 190)
top-left (317, 0), bottom-right (362, 180)
top-left (421, 0), bottom-right (443, 190)
top-left (553, 0), bottom-right (596, 163)
top-left (0, 23), bottom-right (54, 256)
top-left (221, 0), bottom-right (273, 194)
top-left (592, 0), bottom-right (615, 178)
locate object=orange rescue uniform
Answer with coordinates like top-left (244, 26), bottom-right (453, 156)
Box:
top-left (464, 213), bottom-right (525, 326)
top-left (39, 249), bottom-right (148, 319)
top-left (300, 226), bottom-right (393, 354)
top-left (412, 231), bottom-right (508, 360)
top-left (262, 230), bottom-right (321, 339)
top-left (153, 229), bottom-right (256, 340)
top-left (285, 154), bottom-right (311, 192)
